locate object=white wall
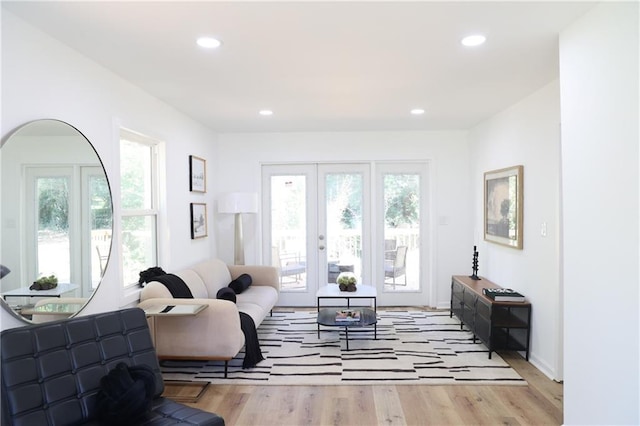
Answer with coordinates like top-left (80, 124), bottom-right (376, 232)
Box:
top-left (560, 3), bottom-right (639, 424)
top-left (1, 11), bottom-right (218, 329)
top-left (216, 131), bottom-right (472, 307)
top-left (468, 81), bottom-right (563, 380)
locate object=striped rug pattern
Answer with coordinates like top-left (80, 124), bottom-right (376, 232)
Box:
top-left (160, 310), bottom-right (526, 385)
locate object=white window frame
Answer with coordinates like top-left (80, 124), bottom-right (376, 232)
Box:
top-left (118, 128), bottom-right (162, 294)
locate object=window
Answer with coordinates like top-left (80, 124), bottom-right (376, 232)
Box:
top-left (119, 129), bottom-right (159, 287)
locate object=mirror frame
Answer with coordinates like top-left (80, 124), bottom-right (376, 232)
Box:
top-left (0, 119), bottom-right (113, 323)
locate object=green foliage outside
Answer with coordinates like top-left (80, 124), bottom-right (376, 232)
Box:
top-left (38, 178), bottom-right (69, 231)
top-left (91, 175), bottom-right (112, 229)
top-left (120, 140), bottom-right (155, 283)
top-left (271, 173), bottom-right (420, 231)
top-left (326, 173), bottom-right (362, 230)
top-left (384, 174), bottom-right (419, 228)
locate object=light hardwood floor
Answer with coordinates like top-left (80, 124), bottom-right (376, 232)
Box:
top-left (169, 337), bottom-right (562, 425)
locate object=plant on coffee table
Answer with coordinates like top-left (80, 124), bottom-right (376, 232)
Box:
top-left (337, 272), bottom-right (357, 292)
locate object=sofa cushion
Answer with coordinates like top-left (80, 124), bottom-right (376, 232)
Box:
top-left (236, 286), bottom-right (278, 312)
top-left (174, 270), bottom-right (208, 298)
top-left (236, 286), bottom-right (278, 327)
top-left (191, 259), bottom-right (233, 297)
top-left (235, 302), bottom-right (266, 327)
top-left (228, 273), bottom-right (252, 294)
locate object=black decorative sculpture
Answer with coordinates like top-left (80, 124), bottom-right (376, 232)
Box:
top-left (470, 246), bottom-right (480, 280)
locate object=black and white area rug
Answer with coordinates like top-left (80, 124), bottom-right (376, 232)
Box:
top-left (160, 310), bottom-right (526, 385)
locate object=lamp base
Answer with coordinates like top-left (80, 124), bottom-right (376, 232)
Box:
top-left (234, 212), bottom-right (244, 265)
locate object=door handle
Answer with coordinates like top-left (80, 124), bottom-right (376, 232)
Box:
top-left (318, 245), bottom-right (325, 250)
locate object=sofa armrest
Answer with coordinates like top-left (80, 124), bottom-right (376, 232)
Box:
top-left (228, 265), bottom-right (279, 292)
top-left (137, 298), bottom-right (245, 360)
top-left (140, 281), bottom-right (173, 301)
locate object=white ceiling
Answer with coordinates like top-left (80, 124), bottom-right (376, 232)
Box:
top-left (3, 1), bottom-right (596, 133)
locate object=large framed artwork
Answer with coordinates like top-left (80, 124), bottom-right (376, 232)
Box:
top-left (484, 165), bottom-right (523, 249)
top-left (189, 155), bottom-right (206, 193)
top-left (190, 203), bottom-right (207, 239)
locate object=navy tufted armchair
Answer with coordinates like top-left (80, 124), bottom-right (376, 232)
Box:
top-left (1, 308), bottom-right (224, 426)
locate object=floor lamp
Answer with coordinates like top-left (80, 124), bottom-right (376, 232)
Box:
top-left (218, 192), bottom-right (258, 265)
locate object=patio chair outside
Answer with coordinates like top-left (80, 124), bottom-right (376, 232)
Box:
top-left (384, 245), bottom-right (408, 286)
top-left (272, 246), bottom-right (306, 286)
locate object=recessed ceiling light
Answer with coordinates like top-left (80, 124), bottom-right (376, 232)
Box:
top-left (461, 34), bottom-right (486, 47)
top-left (196, 37), bottom-right (222, 49)
top-left (259, 110), bottom-right (273, 116)
top-left (410, 108), bottom-right (425, 115)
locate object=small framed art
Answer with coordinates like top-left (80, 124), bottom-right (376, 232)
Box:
top-left (189, 155), bottom-right (206, 193)
top-left (484, 165), bottom-right (523, 249)
top-left (190, 203), bottom-right (207, 239)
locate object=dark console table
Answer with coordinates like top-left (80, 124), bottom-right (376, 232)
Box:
top-left (450, 275), bottom-right (531, 360)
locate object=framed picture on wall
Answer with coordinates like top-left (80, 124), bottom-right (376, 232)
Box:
top-left (190, 203), bottom-right (207, 239)
top-left (484, 165), bottom-right (523, 249)
top-left (189, 155), bottom-right (206, 193)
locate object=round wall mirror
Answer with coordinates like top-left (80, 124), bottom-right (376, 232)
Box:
top-left (1, 119), bottom-right (112, 323)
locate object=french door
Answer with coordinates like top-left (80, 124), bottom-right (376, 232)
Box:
top-left (263, 161), bottom-right (430, 307)
top-left (263, 163), bottom-right (369, 306)
top-left (25, 166), bottom-right (109, 298)
top-left (375, 162), bottom-right (430, 306)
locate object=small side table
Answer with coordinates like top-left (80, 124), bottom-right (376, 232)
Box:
top-left (21, 301), bottom-right (84, 318)
top-left (143, 304), bottom-right (208, 317)
top-left (2, 283), bottom-right (80, 301)
top-left (142, 303), bottom-right (210, 401)
top-left (143, 303), bottom-right (208, 346)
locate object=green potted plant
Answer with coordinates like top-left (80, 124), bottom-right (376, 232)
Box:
top-left (337, 272), bottom-right (357, 292)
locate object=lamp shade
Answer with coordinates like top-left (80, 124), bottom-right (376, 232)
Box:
top-left (218, 192), bottom-right (258, 214)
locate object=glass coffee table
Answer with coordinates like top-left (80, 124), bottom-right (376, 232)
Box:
top-left (317, 308), bottom-right (377, 350)
top-left (316, 284), bottom-right (378, 350)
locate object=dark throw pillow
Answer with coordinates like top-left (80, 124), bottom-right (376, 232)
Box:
top-left (228, 273), bottom-right (252, 294)
top-left (216, 287), bottom-right (237, 303)
top-left (96, 362), bottom-right (156, 426)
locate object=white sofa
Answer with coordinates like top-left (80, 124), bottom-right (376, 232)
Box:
top-left (137, 258), bottom-right (279, 367)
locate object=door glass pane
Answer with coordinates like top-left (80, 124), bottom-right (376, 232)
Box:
top-left (270, 175), bottom-right (307, 291)
top-left (325, 173), bottom-right (362, 284)
top-left (383, 173), bottom-right (420, 291)
top-left (37, 177), bottom-right (71, 283)
top-left (89, 174), bottom-right (112, 288)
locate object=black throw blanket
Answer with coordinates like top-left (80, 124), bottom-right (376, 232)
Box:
top-left (151, 274), bottom-right (193, 299)
top-left (239, 312), bottom-right (264, 369)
